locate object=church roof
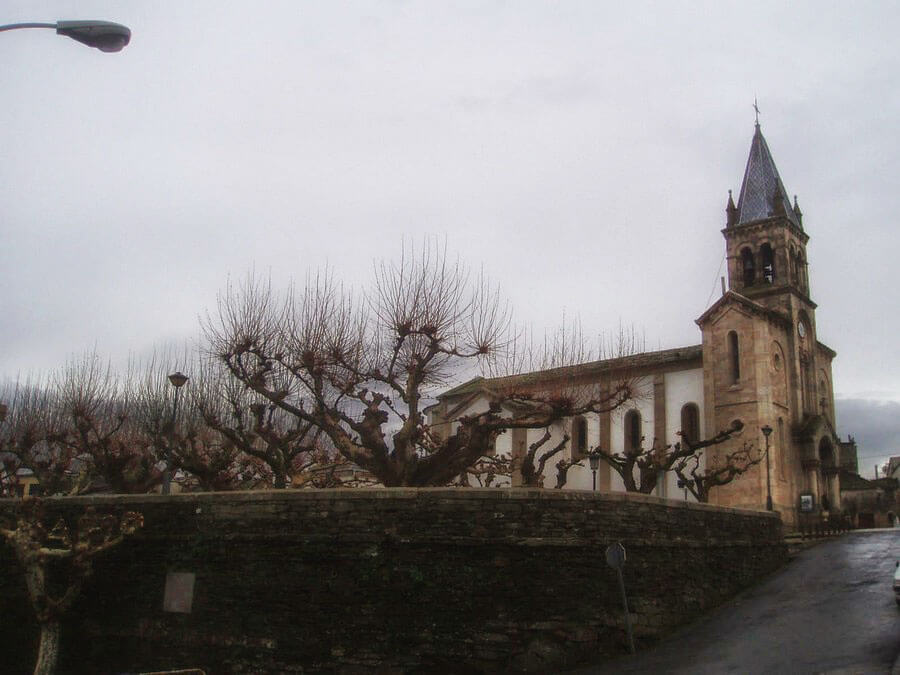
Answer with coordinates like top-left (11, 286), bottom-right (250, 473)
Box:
top-left (437, 345), bottom-right (702, 400)
top-left (734, 124), bottom-right (802, 229)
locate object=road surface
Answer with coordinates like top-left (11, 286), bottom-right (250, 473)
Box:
top-left (573, 529), bottom-right (900, 674)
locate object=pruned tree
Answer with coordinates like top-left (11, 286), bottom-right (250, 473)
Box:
top-left (190, 358), bottom-right (323, 488)
top-left (133, 356), bottom-right (275, 492)
top-left (0, 499), bottom-right (143, 675)
top-left (451, 322), bottom-right (639, 488)
top-left (452, 453), bottom-right (512, 488)
top-left (205, 247), bottom-right (638, 487)
top-left (517, 428), bottom-right (572, 488)
top-left (592, 420), bottom-right (746, 494)
top-left (0, 379), bottom-right (89, 497)
top-left (673, 428), bottom-right (763, 503)
top-left (52, 356), bottom-right (161, 495)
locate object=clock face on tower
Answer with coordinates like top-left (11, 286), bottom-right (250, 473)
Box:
top-left (798, 322), bottom-right (806, 339)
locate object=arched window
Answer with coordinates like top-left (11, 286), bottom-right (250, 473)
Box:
top-left (572, 416), bottom-right (588, 460)
top-left (760, 243), bottom-right (775, 283)
top-left (728, 331), bottom-right (740, 383)
top-left (624, 410), bottom-right (642, 452)
top-left (741, 248), bottom-right (755, 287)
top-left (680, 403), bottom-right (700, 447)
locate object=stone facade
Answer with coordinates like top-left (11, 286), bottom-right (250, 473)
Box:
top-left (0, 490), bottom-right (785, 674)
top-left (431, 123), bottom-right (846, 528)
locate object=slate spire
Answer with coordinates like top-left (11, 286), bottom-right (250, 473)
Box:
top-left (732, 123), bottom-right (801, 229)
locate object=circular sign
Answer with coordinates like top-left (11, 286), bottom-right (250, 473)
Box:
top-left (605, 542), bottom-right (627, 570)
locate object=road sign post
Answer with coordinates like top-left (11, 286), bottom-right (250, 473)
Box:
top-left (605, 541), bottom-right (635, 654)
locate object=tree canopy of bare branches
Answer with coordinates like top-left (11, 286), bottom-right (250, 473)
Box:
top-left (205, 245), bottom-right (640, 486)
top-left (673, 425), bottom-right (764, 502)
top-left (204, 245), bottom-right (643, 487)
top-left (589, 419), bottom-right (752, 497)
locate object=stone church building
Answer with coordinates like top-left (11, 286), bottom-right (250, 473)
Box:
top-left (430, 122), bottom-right (847, 527)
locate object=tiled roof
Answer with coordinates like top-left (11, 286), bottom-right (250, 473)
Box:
top-left (735, 124), bottom-right (802, 229)
top-left (438, 345), bottom-right (702, 400)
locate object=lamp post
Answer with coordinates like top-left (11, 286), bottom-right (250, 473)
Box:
top-left (162, 371), bottom-right (189, 494)
top-left (0, 20), bottom-right (131, 52)
top-left (588, 449), bottom-right (600, 492)
top-left (761, 424), bottom-right (773, 511)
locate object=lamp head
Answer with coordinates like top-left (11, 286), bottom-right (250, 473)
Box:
top-left (168, 372), bottom-right (189, 389)
top-left (56, 20), bottom-right (131, 52)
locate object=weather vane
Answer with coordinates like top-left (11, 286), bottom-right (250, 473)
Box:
top-left (753, 97), bottom-right (761, 125)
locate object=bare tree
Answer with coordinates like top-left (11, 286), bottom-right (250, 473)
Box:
top-left (591, 420), bottom-right (746, 495)
top-left (191, 358), bottom-right (323, 488)
top-left (133, 356), bottom-right (274, 491)
top-left (0, 499), bottom-right (143, 675)
top-left (0, 379), bottom-right (89, 496)
top-left (205, 248), bottom-right (639, 487)
top-left (517, 428), bottom-right (572, 487)
top-left (673, 426), bottom-right (763, 503)
top-left (442, 322), bottom-right (640, 488)
top-left (52, 356), bottom-right (162, 495)
top-left (452, 453), bottom-right (512, 488)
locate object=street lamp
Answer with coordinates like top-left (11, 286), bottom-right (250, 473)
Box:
top-left (162, 371), bottom-right (189, 494)
top-left (588, 449), bottom-right (600, 492)
top-left (0, 20), bottom-right (131, 52)
top-left (761, 424), bottom-right (773, 511)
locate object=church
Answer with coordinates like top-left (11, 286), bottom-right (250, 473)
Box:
top-left (430, 122), bottom-right (850, 527)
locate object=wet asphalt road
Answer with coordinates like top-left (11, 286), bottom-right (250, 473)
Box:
top-left (573, 529), bottom-right (900, 674)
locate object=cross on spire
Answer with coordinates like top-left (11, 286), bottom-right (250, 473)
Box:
top-left (753, 97), bottom-right (761, 126)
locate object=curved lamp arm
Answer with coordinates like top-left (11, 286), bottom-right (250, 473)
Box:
top-left (0, 20), bottom-right (131, 52)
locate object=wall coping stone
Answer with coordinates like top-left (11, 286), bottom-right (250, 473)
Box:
top-left (0, 487), bottom-right (781, 520)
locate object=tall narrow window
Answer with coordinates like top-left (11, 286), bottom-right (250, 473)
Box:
top-left (741, 248), bottom-right (755, 287)
top-left (680, 403), bottom-right (700, 446)
top-left (624, 410), bottom-right (642, 452)
top-left (760, 243), bottom-right (775, 283)
top-left (728, 331), bottom-right (740, 383)
top-left (572, 416), bottom-right (588, 460)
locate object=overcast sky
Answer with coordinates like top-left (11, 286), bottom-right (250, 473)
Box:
top-left (2, 2), bottom-right (898, 474)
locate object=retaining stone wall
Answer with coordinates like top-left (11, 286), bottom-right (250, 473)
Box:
top-left (0, 489), bottom-right (786, 673)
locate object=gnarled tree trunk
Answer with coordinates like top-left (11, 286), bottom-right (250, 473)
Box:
top-left (33, 620), bottom-right (60, 675)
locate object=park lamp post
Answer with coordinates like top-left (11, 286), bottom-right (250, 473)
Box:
top-left (588, 449), bottom-right (600, 492)
top-left (761, 424), bottom-right (773, 511)
top-left (161, 371), bottom-right (189, 495)
top-left (0, 20), bottom-right (131, 52)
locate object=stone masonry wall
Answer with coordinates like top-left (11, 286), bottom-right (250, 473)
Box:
top-left (0, 489), bottom-right (786, 673)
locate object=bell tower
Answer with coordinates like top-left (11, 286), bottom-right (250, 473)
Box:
top-left (698, 120), bottom-right (841, 525)
top-left (722, 122), bottom-right (825, 420)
